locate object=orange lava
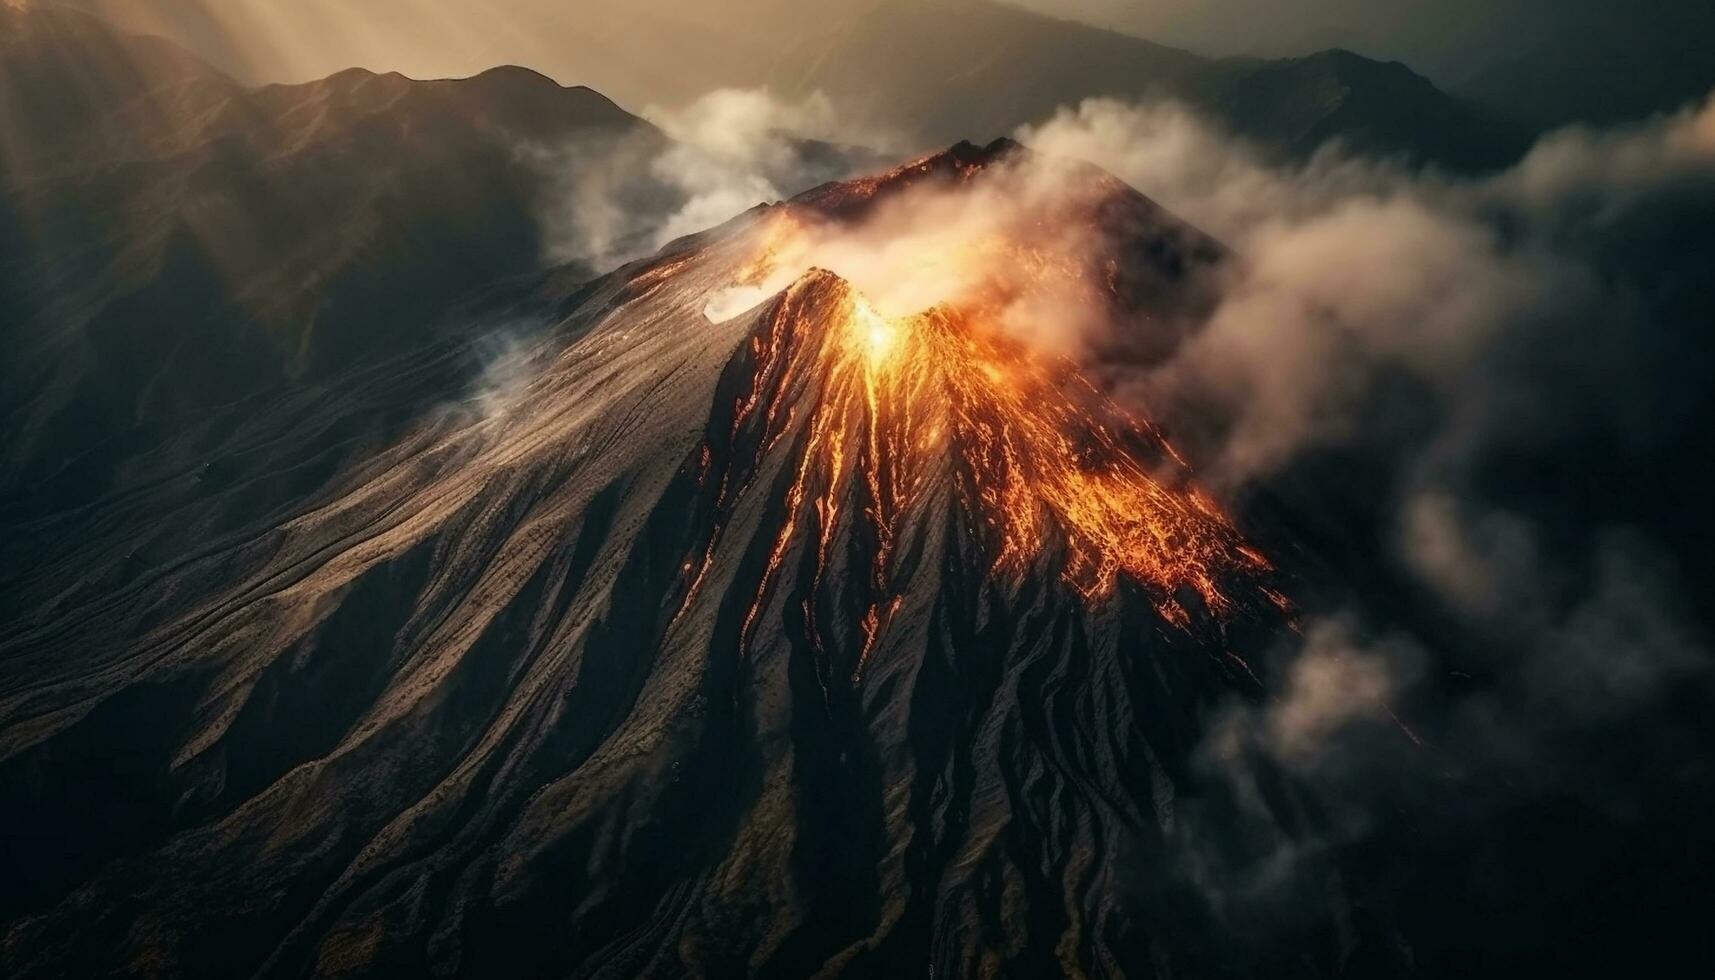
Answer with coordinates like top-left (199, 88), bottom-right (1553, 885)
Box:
top-left (721, 264), bottom-right (1271, 659)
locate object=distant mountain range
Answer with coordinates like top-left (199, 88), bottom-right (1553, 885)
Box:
top-left (764, 0), bottom-right (1528, 168)
top-left (1, 7), bottom-right (663, 507)
top-left (50, 0), bottom-right (1531, 168)
top-left (999, 0), bottom-right (1715, 132)
top-left (1450, 7), bottom-right (1715, 129)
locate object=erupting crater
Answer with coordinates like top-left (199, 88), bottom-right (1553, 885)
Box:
top-left (688, 257), bottom-right (1278, 674)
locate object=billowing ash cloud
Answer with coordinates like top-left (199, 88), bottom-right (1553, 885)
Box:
top-left (1016, 95), bottom-right (1715, 940)
top-left (643, 89), bottom-right (845, 246)
top-left (1020, 95), bottom-right (1715, 483)
top-left (701, 151), bottom-right (1141, 357)
top-left (527, 89), bottom-right (893, 272)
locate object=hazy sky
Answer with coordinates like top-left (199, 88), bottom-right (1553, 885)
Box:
top-left (57, 0), bottom-right (1715, 125)
top-left (64, 1), bottom-right (1711, 77)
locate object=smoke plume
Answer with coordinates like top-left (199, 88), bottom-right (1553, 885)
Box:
top-left (532, 82), bottom-right (1713, 954)
top-left (1015, 94), bottom-right (1715, 947)
top-left (530, 88), bottom-right (891, 272)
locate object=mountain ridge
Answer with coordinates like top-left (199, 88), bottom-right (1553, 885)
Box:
top-left (769, 0), bottom-right (1526, 168)
top-left (44, 0), bottom-right (1532, 168)
top-left (1, 7), bottom-right (663, 518)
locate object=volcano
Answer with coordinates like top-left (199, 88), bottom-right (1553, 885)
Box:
top-left (0, 140), bottom-right (1346, 978)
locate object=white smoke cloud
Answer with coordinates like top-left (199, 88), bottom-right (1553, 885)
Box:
top-left (642, 89), bottom-right (835, 247)
top-left (1263, 618), bottom-right (1418, 765)
top-left (1019, 94), bottom-right (1715, 484)
top-left (1396, 490), bottom-right (1541, 620)
top-left (531, 88), bottom-right (892, 272)
top-left (702, 148), bottom-right (1164, 360)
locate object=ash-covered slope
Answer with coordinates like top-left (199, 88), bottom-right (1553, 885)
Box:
top-left (0, 143), bottom-right (1353, 978)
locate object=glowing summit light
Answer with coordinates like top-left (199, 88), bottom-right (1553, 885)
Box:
top-left (853, 298), bottom-right (898, 366)
top-left (716, 269), bottom-right (1274, 659)
top-left (676, 205), bottom-right (1286, 668)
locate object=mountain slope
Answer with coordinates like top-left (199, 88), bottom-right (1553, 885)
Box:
top-left (0, 8), bottom-right (656, 519)
top-left (0, 143), bottom-right (1352, 979)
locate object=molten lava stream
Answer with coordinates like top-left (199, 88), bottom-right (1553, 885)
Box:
top-left (719, 271), bottom-right (1271, 667)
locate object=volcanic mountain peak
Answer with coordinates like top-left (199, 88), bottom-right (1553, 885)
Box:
top-left (717, 136), bottom-right (1226, 384)
top-left (277, 63), bottom-right (643, 137)
top-left (0, 142), bottom-right (1294, 977)
top-left (788, 137), bottom-right (1019, 219)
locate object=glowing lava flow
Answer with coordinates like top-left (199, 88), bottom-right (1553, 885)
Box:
top-left (705, 263), bottom-right (1273, 671)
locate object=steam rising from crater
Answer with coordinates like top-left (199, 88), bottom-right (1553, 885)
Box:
top-left (703, 147), bottom-right (1160, 363)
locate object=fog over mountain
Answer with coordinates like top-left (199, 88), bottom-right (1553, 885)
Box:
top-left (2, 3), bottom-right (1712, 978)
